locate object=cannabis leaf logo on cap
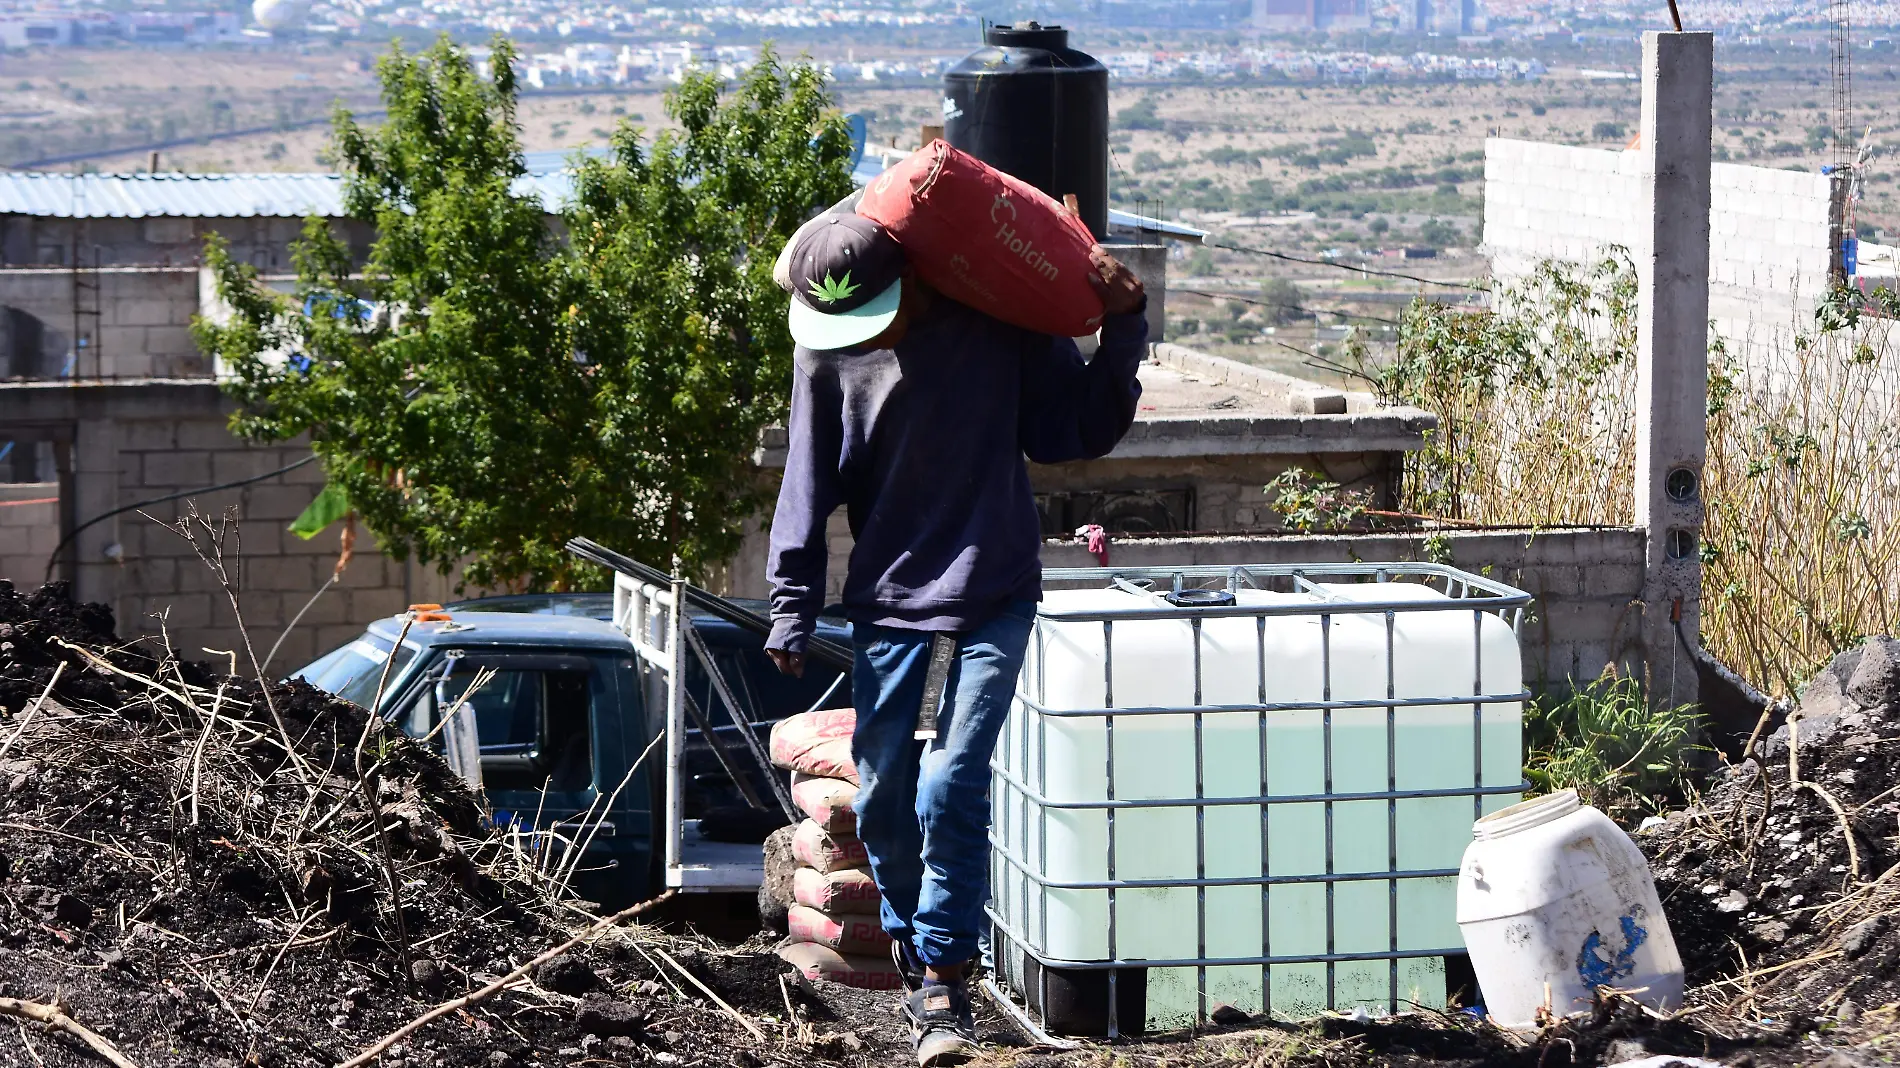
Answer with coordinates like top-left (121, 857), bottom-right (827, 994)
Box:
top-left (807, 270), bottom-right (860, 305)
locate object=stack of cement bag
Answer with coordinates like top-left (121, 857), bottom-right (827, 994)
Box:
top-left (763, 708), bottom-right (905, 989)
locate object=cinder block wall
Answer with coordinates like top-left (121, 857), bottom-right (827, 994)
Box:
top-left (0, 483), bottom-right (59, 593)
top-left (0, 267), bottom-right (205, 379)
top-left (95, 416), bottom-right (415, 673)
top-left (0, 216), bottom-right (377, 271)
top-left (721, 448), bottom-right (1401, 610)
top-left (1484, 138), bottom-right (1831, 374)
top-left (1037, 528), bottom-right (1654, 690)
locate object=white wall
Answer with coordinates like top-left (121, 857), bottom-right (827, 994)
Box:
top-left (1484, 138), bottom-right (1832, 373)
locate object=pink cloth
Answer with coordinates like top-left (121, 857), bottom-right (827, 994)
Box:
top-left (1075, 523), bottom-right (1109, 565)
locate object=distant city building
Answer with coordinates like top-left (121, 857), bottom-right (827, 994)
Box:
top-left (1252, 0), bottom-right (1372, 32)
top-left (0, 15), bottom-right (83, 48)
top-left (1403, 0), bottom-right (1486, 34)
top-left (0, 10), bottom-right (239, 47)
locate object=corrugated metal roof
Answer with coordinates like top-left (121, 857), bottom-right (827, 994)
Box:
top-left (0, 172), bottom-right (348, 219)
top-left (0, 169), bottom-right (586, 219)
top-left (4, 144), bottom-right (1206, 242)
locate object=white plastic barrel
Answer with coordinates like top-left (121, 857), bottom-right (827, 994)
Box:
top-left (1455, 789), bottom-right (1684, 1027)
top-left (992, 581), bottom-right (1523, 1029)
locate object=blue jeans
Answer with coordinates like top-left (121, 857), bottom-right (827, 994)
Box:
top-left (850, 601), bottom-right (1034, 968)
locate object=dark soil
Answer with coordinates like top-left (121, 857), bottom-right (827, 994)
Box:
top-left (0, 581), bottom-right (817, 1068)
top-left (1639, 637), bottom-right (1900, 1051)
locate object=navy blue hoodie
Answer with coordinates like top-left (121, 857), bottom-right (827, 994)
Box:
top-left (765, 297), bottom-right (1148, 654)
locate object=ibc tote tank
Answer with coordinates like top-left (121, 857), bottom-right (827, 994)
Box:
top-left (988, 565), bottom-right (1530, 1035)
top-left (943, 22), bottom-right (1110, 240)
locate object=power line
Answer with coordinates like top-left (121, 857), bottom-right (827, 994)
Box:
top-left (45, 453), bottom-right (321, 583)
top-left (1174, 287), bottom-right (1406, 326)
top-left (1205, 239), bottom-right (1492, 292)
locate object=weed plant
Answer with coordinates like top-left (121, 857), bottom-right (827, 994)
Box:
top-left (1700, 287), bottom-right (1900, 695)
top-left (1375, 252), bottom-right (1637, 526)
top-left (1374, 255), bottom-right (1900, 697)
top-left (1525, 675), bottom-right (1705, 819)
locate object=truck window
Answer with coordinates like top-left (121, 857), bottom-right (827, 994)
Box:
top-left (453, 668), bottom-right (594, 795)
top-left (294, 637), bottom-right (416, 710)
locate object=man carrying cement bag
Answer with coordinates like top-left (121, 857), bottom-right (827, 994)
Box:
top-left (762, 212), bottom-right (1145, 1066)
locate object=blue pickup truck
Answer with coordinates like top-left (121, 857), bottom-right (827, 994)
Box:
top-left (291, 591), bottom-right (851, 909)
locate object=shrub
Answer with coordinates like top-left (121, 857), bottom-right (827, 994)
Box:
top-left (1382, 253), bottom-right (1900, 696)
top-left (1527, 675), bottom-right (1705, 820)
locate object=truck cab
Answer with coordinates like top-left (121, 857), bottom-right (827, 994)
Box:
top-left (291, 599), bottom-right (849, 908)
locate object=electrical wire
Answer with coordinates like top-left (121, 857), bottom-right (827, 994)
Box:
top-left (1205, 239), bottom-right (1493, 292)
top-left (44, 452), bottom-right (321, 583)
top-left (1174, 287), bottom-right (1406, 326)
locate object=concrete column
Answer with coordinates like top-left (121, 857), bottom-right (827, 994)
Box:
top-left (69, 417), bottom-right (122, 608)
top-left (1634, 31), bottom-right (1712, 708)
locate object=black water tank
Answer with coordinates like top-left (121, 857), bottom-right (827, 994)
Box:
top-left (943, 22), bottom-right (1109, 240)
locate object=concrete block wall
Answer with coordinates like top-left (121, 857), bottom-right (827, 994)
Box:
top-left (1484, 138), bottom-right (1832, 374)
top-left (0, 267), bottom-right (206, 379)
top-left (0, 216), bottom-right (377, 272)
top-left (0, 483), bottom-right (59, 593)
top-left (721, 446), bottom-right (1401, 607)
top-left (1036, 527), bottom-right (1654, 690)
top-left (100, 416), bottom-right (413, 673)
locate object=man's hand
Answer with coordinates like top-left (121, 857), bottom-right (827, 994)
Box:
top-left (1086, 245), bottom-right (1145, 317)
top-left (1059, 193), bottom-right (1145, 318)
top-left (766, 649), bottom-right (805, 678)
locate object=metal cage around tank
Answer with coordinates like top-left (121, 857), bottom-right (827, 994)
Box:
top-left (983, 562), bottom-right (1534, 1042)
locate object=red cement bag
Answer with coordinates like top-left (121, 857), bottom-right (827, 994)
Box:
top-left (858, 140), bottom-right (1106, 338)
top-left (786, 905), bottom-right (893, 956)
top-left (791, 772), bottom-right (858, 833)
top-left (777, 941), bottom-right (906, 991)
top-left (794, 865), bottom-right (881, 914)
top-left (770, 709), bottom-right (857, 783)
top-left (791, 819), bottom-right (869, 874)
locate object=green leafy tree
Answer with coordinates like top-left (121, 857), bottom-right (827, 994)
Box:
top-left (194, 37), bottom-right (853, 590)
top-left (1257, 277), bottom-right (1305, 326)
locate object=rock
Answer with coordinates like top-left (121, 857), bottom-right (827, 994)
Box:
top-left (410, 958), bottom-right (448, 995)
top-left (1715, 890), bottom-right (1749, 913)
top-left (1805, 646), bottom-right (1864, 708)
top-left (605, 1036), bottom-right (639, 1054)
top-left (533, 955), bottom-right (601, 996)
top-left (636, 979), bottom-right (665, 997)
top-left (575, 997), bottom-right (647, 1037)
top-left (1604, 1038), bottom-right (1649, 1064)
top-left (1842, 915), bottom-right (1887, 958)
top-left (1816, 1052), bottom-right (1873, 1068)
top-left (759, 825), bottom-right (798, 936)
top-left (1209, 1002), bottom-right (1251, 1026)
top-left (662, 1030), bottom-right (684, 1047)
top-left (484, 1053), bottom-right (517, 1068)
top-left (1837, 998), bottom-right (1862, 1024)
top-left (50, 893), bottom-right (91, 927)
top-left (1748, 919), bottom-right (1790, 944)
top-left (1845, 637), bottom-right (1900, 710)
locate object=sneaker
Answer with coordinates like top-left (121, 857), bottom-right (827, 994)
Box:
top-left (892, 940), bottom-right (926, 992)
top-left (905, 979), bottom-right (977, 1068)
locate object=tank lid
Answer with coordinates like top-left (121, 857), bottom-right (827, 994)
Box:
top-left (984, 21), bottom-right (1070, 50)
top-left (1471, 789), bottom-right (1581, 841)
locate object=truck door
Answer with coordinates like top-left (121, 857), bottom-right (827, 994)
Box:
top-left (389, 651), bottom-right (654, 908)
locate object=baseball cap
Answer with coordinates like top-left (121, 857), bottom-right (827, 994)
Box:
top-left (785, 214), bottom-right (905, 351)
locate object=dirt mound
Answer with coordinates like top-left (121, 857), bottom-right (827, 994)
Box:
top-left (0, 580), bottom-right (797, 1068)
top-left (1642, 636), bottom-right (1900, 1038)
